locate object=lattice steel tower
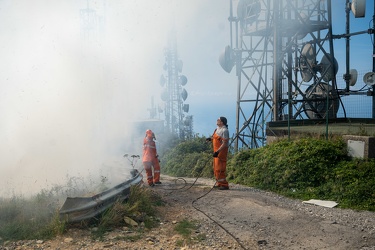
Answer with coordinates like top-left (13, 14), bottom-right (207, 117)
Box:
top-left (160, 33), bottom-right (192, 139)
top-left (220, 0), bottom-right (340, 150)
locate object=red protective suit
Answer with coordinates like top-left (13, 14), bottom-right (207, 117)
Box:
top-left (142, 130), bottom-right (160, 186)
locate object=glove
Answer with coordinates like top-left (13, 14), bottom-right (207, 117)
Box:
top-left (213, 151), bottom-right (219, 157)
top-left (206, 138), bottom-right (212, 142)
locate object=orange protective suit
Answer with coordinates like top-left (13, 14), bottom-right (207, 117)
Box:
top-left (142, 130), bottom-right (160, 186)
top-left (212, 129), bottom-right (229, 188)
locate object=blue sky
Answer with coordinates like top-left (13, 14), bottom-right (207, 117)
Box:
top-left (331, 0), bottom-right (374, 75)
top-left (0, 0), bottom-right (373, 196)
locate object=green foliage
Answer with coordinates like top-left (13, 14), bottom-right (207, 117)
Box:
top-left (173, 219), bottom-right (204, 246)
top-left (229, 138), bottom-right (348, 189)
top-left (0, 192), bottom-right (63, 242)
top-left (329, 159), bottom-right (375, 210)
top-left (161, 136), bottom-right (214, 178)
top-left (226, 137), bottom-right (374, 211)
top-left (92, 185), bottom-right (164, 239)
top-left (174, 219), bottom-right (197, 237)
top-left (0, 181), bottom-right (164, 243)
top-left (162, 136), bottom-right (375, 212)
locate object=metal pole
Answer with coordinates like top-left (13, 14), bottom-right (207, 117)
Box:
top-left (373, 2), bottom-right (375, 118)
top-left (232, 0), bottom-right (240, 152)
top-left (327, 0), bottom-right (336, 139)
top-left (345, 0), bottom-right (351, 92)
top-left (235, 51), bottom-right (241, 152)
top-left (272, 0), bottom-right (281, 121)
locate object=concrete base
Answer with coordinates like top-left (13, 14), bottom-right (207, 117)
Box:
top-left (266, 118), bottom-right (375, 159)
top-left (342, 135), bottom-right (375, 159)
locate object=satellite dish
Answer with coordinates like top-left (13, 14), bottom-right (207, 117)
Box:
top-left (319, 53), bottom-right (339, 82)
top-left (160, 75), bottom-right (165, 87)
top-left (237, 0), bottom-right (261, 24)
top-left (349, 69), bottom-right (358, 86)
top-left (351, 0), bottom-right (366, 18)
top-left (299, 43), bottom-right (316, 82)
top-left (177, 60), bottom-right (183, 72)
top-left (183, 116), bottom-right (192, 126)
top-left (301, 43), bottom-right (315, 61)
top-left (363, 72), bottom-right (375, 86)
top-left (179, 75), bottom-right (188, 86)
top-left (161, 90), bottom-right (169, 102)
top-left (299, 43), bottom-right (338, 83)
top-left (181, 88), bottom-right (188, 101)
top-left (304, 82), bottom-right (340, 119)
top-left (182, 104), bottom-right (189, 113)
top-left (219, 45), bottom-right (235, 73)
top-left (297, 13), bottom-right (310, 40)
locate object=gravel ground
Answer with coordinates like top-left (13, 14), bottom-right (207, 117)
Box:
top-left (1, 175), bottom-right (374, 250)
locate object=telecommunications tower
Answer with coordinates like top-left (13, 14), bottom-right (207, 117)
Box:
top-left (79, 0), bottom-right (106, 44)
top-left (160, 33), bottom-right (193, 139)
top-left (219, 0), bottom-right (372, 151)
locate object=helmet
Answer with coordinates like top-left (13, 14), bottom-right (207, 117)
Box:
top-left (145, 129), bottom-right (155, 139)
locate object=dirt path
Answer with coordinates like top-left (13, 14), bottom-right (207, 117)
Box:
top-left (157, 175), bottom-right (375, 250)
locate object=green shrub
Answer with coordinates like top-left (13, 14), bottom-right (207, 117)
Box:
top-left (162, 136), bottom-right (214, 178)
top-left (93, 185), bottom-right (164, 239)
top-left (330, 159), bottom-right (375, 210)
top-left (0, 193), bottom-right (62, 241)
top-left (161, 136), bottom-right (374, 211)
top-left (225, 137), bottom-right (374, 211)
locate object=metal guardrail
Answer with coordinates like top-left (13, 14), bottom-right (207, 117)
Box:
top-left (59, 169), bottom-right (143, 223)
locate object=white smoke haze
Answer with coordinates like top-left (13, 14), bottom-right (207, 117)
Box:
top-left (2, 0), bottom-right (371, 197)
top-left (0, 0), bottom-right (233, 197)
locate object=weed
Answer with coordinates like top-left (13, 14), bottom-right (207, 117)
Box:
top-left (173, 219), bottom-right (202, 247)
top-left (174, 219), bottom-right (198, 238)
top-left (358, 124), bottom-right (369, 136)
top-left (92, 185), bottom-right (163, 239)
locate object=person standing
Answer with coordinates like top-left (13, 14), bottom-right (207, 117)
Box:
top-left (142, 129), bottom-right (161, 186)
top-left (207, 117), bottom-right (230, 190)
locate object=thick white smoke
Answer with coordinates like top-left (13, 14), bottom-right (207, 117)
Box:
top-left (0, 0), bottom-right (233, 196)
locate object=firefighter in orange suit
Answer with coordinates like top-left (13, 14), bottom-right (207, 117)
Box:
top-left (207, 117), bottom-right (230, 190)
top-left (142, 129), bottom-right (161, 186)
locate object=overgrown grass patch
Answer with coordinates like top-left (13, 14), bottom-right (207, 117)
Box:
top-left (174, 219), bottom-right (197, 238)
top-left (0, 194), bottom-right (64, 242)
top-left (91, 185), bottom-right (164, 239)
top-left (0, 180), bottom-right (164, 243)
top-left (162, 137), bottom-right (214, 178)
top-left (173, 218), bottom-right (204, 246)
top-left (226, 137), bottom-right (375, 211)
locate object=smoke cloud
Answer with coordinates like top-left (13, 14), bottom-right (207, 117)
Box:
top-left (0, 0), bottom-right (234, 196)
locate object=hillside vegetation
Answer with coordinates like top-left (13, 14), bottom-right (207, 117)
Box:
top-left (161, 136), bottom-right (375, 211)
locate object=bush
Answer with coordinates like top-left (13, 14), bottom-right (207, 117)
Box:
top-left (90, 185), bottom-right (164, 239)
top-left (330, 159), bottom-right (375, 210)
top-left (162, 136), bottom-right (374, 211)
top-left (161, 136), bottom-right (214, 178)
top-left (226, 137), bottom-right (374, 211)
top-left (0, 193), bottom-right (63, 242)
